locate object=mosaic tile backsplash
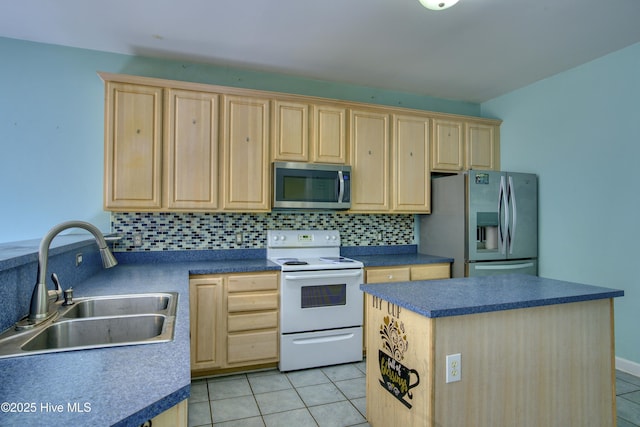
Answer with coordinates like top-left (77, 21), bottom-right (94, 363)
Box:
top-left (111, 212), bottom-right (415, 252)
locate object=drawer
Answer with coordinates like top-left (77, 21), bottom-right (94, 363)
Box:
top-left (228, 273), bottom-right (278, 293)
top-left (228, 311), bottom-right (278, 333)
top-left (227, 330), bottom-right (278, 364)
top-left (366, 267), bottom-right (410, 283)
top-left (227, 292), bottom-right (278, 313)
top-left (410, 263), bottom-right (451, 280)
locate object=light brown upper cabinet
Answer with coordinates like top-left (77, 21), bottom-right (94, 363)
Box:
top-left (165, 89), bottom-right (219, 210)
top-left (271, 100), bottom-right (309, 162)
top-left (104, 82), bottom-right (163, 209)
top-left (466, 122), bottom-right (500, 170)
top-left (312, 104), bottom-right (348, 164)
top-left (392, 114), bottom-right (430, 213)
top-left (431, 119), bottom-right (464, 172)
top-left (432, 118), bottom-right (500, 172)
top-left (221, 95), bottom-right (271, 211)
top-left (271, 101), bottom-right (348, 164)
top-left (349, 109), bottom-right (390, 212)
top-left (101, 73), bottom-right (501, 213)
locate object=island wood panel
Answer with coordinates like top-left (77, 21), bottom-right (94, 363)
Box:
top-left (432, 299), bottom-right (616, 427)
top-left (366, 296), bottom-right (616, 426)
top-left (366, 293), bottom-right (434, 426)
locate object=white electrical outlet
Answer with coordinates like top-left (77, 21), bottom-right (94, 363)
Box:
top-left (446, 353), bottom-right (461, 383)
top-left (75, 253), bottom-right (83, 266)
top-left (133, 233), bottom-right (142, 247)
top-left (235, 232), bottom-right (243, 244)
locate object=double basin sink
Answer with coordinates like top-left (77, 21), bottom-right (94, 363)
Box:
top-left (0, 292), bottom-right (177, 358)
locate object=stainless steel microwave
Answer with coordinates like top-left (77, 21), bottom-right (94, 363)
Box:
top-left (272, 161), bottom-right (351, 210)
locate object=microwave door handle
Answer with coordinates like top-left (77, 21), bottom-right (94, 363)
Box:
top-left (337, 171), bottom-right (345, 203)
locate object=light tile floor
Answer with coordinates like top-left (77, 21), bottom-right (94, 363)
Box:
top-left (617, 370), bottom-right (640, 426)
top-left (189, 363), bottom-right (640, 427)
top-left (189, 361), bottom-right (368, 427)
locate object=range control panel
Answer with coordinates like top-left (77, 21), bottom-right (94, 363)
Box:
top-left (267, 230), bottom-right (341, 248)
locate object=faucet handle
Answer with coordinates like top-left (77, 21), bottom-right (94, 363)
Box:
top-left (63, 287), bottom-right (74, 306)
top-left (49, 273), bottom-right (63, 303)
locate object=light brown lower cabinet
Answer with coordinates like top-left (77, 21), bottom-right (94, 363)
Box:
top-left (147, 399), bottom-right (188, 427)
top-left (190, 272), bottom-right (279, 377)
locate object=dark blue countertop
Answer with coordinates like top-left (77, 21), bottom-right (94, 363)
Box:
top-left (0, 256), bottom-right (287, 427)
top-left (0, 243), bottom-right (448, 426)
top-left (361, 273), bottom-right (624, 318)
top-left (352, 252), bottom-right (453, 267)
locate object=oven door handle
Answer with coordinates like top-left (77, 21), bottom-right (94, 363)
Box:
top-left (292, 332), bottom-right (356, 345)
top-left (284, 270), bottom-right (363, 281)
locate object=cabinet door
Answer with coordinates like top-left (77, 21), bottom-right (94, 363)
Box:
top-left (392, 114), bottom-right (430, 213)
top-left (221, 95), bottom-right (270, 211)
top-left (467, 122), bottom-right (500, 171)
top-left (410, 263), bottom-right (451, 280)
top-left (148, 399), bottom-right (188, 427)
top-left (272, 100), bottom-right (309, 162)
top-left (104, 82), bottom-right (163, 209)
top-left (431, 119), bottom-right (464, 172)
top-left (189, 276), bottom-right (224, 371)
top-left (313, 105), bottom-right (347, 164)
top-left (349, 110), bottom-right (390, 211)
top-left (165, 89), bottom-right (219, 210)
top-left (365, 266), bottom-right (411, 283)
top-left (227, 330), bottom-right (279, 364)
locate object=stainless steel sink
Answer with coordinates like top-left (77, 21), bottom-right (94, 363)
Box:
top-left (21, 314), bottom-right (171, 351)
top-left (0, 292), bottom-right (178, 358)
top-left (59, 293), bottom-right (176, 318)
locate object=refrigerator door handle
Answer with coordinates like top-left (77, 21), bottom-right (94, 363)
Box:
top-left (475, 262), bottom-right (534, 270)
top-left (508, 176), bottom-right (517, 255)
top-left (498, 175), bottom-right (508, 254)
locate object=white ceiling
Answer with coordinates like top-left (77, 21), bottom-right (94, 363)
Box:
top-left (2, 0), bottom-right (640, 103)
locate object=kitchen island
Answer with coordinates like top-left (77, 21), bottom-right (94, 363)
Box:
top-left (360, 274), bottom-right (624, 427)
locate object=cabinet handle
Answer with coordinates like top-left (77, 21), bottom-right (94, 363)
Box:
top-left (136, 129), bottom-right (141, 134)
top-left (368, 150), bottom-right (372, 155)
top-left (246, 137), bottom-right (250, 142)
top-left (192, 119), bottom-right (197, 124)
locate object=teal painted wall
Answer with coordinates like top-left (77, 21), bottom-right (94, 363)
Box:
top-left (482, 42), bottom-right (640, 365)
top-left (0, 36), bottom-right (479, 243)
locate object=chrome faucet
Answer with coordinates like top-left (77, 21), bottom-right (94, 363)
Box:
top-left (20, 221), bottom-right (118, 328)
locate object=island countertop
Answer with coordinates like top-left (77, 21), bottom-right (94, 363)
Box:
top-left (360, 273), bottom-right (624, 318)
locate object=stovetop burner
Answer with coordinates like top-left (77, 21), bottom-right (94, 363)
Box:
top-left (319, 256), bottom-right (356, 263)
top-left (267, 230), bottom-right (364, 271)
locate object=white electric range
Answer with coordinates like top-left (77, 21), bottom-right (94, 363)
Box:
top-left (267, 230), bottom-right (364, 372)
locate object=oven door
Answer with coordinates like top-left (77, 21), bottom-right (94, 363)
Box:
top-left (280, 268), bottom-right (363, 333)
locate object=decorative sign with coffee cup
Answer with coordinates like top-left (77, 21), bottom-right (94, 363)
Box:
top-left (378, 314), bottom-right (420, 409)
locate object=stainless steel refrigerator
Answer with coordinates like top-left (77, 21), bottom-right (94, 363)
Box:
top-left (419, 170), bottom-right (538, 278)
